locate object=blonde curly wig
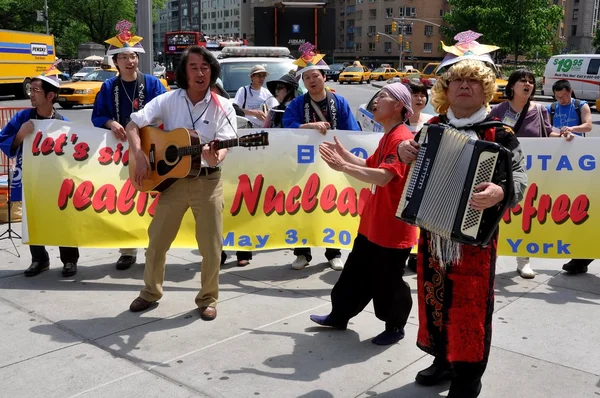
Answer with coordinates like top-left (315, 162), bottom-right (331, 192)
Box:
top-left (430, 59), bottom-right (497, 115)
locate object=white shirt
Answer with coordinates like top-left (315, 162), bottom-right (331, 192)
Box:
top-left (234, 85), bottom-right (278, 127)
top-left (130, 88), bottom-right (238, 167)
top-left (407, 112), bottom-right (434, 134)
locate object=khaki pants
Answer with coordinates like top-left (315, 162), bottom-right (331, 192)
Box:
top-left (139, 172), bottom-right (224, 308)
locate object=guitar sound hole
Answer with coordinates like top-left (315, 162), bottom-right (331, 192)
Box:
top-left (164, 145), bottom-right (180, 163)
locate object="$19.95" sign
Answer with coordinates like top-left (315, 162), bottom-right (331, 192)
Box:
top-left (553, 58), bottom-right (583, 73)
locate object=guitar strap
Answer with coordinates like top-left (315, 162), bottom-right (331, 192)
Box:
top-left (211, 91), bottom-right (238, 137)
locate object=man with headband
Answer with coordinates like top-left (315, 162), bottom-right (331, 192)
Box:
top-left (309, 83), bottom-right (418, 346)
top-left (397, 31), bottom-right (527, 397)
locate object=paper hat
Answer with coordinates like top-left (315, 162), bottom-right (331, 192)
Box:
top-left (438, 30), bottom-right (499, 71)
top-left (105, 20), bottom-right (145, 55)
top-left (293, 42), bottom-right (329, 76)
top-left (36, 59), bottom-right (62, 88)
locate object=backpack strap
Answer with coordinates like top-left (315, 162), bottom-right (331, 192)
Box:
top-left (574, 98), bottom-right (582, 124)
top-left (550, 102), bottom-right (558, 125)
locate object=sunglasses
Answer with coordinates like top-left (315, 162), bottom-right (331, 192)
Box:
top-left (253, 73), bottom-right (267, 78)
top-left (275, 85), bottom-right (287, 91)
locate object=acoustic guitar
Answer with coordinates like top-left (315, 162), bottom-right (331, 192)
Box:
top-left (129, 126), bottom-right (269, 192)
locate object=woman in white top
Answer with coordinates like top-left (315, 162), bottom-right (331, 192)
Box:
top-left (405, 82), bottom-right (433, 134)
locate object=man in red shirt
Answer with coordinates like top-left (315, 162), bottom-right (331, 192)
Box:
top-left (310, 83), bottom-right (418, 345)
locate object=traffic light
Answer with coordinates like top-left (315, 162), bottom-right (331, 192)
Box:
top-left (391, 21), bottom-right (397, 33)
top-left (549, 44), bottom-right (554, 53)
top-left (398, 34), bottom-right (403, 43)
top-left (404, 41), bottom-right (410, 51)
top-left (376, 34), bottom-right (380, 43)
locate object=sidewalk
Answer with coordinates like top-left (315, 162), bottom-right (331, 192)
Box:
top-left (0, 222), bottom-right (599, 397)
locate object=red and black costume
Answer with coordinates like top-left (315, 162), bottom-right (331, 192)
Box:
top-left (415, 115), bottom-right (527, 397)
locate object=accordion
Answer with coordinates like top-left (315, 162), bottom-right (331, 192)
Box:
top-left (396, 124), bottom-right (514, 246)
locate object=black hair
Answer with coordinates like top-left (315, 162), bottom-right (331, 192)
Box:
top-left (505, 69), bottom-right (536, 100)
top-left (112, 53), bottom-right (139, 73)
top-left (301, 69), bottom-right (326, 79)
top-left (31, 77), bottom-right (60, 103)
top-left (406, 82), bottom-right (429, 105)
top-left (176, 46), bottom-right (220, 89)
top-left (552, 79), bottom-right (572, 93)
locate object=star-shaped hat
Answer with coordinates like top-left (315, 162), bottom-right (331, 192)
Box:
top-left (438, 30), bottom-right (499, 71)
top-left (36, 59), bottom-right (62, 88)
top-left (293, 42), bottom-right (329, 76)
top-left (105, 20), bottom-right (145, 55)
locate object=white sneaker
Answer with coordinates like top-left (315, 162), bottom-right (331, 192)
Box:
top-left (329, 257), bottom-right (344, 271)
top-left (517, 262), bottom-right (536, 279)
top-left (292, 255), bottom-right (309, 270)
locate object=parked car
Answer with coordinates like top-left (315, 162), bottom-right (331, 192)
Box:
top-left (371, 67), bottom-right (400, 81)
top-left (356, 88), bottom-right (435, 132)
top-left (338, 62), bottom-right (371, 84)
top-left (325, 63), bottom-right (345, 82)
top-left (153, 65), bottom-right (166, 79)
top-left (58, 68), bottom-right (169, 109)
top-left (71, 66), bottom-right (100, 81)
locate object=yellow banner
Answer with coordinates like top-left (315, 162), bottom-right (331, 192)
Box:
top-left (22, 120), bottom-right (598, 258)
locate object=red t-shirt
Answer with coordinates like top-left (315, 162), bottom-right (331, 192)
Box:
top-left (357, 124), bottom-right (418, 249)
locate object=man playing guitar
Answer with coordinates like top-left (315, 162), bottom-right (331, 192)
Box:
top-left (125, 46), bottom-right (237, 321)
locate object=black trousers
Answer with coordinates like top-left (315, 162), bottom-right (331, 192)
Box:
top-left (30, 246), bottom-right (79, 264)
top-left (293, 247), bottom-right (341, 262)
top-left (329, 234), bottom-right (412, 329)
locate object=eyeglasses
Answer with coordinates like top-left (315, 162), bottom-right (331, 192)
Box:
top-left (31, 87), bottom-right (44, 93)
top-left (448, 77), bottom-right (480, 86)
top-left (117, 54), bottom-right (138, 61)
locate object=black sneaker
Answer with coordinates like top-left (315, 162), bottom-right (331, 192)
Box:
top-left (562, 261), bottom-right (588, 275)
top-left (24, 261), bottom-right (50, 277)
top-left (115, 255), bottom-right (136, 270)
top-left (62, 263), bottom-right (77, 277)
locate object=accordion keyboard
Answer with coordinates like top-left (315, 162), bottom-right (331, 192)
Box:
top-left (460, 151), bottom-right (499, 238)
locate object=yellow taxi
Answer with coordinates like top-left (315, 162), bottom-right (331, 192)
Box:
top-left (57, 68), bottom-right (169, 109)
top-left (338, 61), bottom-right (372, 84)
top-left (370, 67), bottom-right (399, 81)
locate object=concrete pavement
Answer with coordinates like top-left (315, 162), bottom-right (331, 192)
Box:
top-left (0, 222), bottom-right (599, 397)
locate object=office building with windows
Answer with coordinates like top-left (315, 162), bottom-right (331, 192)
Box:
top-left (332, 0), bottom-right (451, 70)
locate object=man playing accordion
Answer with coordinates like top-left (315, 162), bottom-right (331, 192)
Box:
top-left (397, 31), bottom-right (528, 398)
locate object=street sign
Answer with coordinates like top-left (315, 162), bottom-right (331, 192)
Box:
top-left (36, 10), bottom-right (45, 22)
top-left (292, 24), bottom-right (300, 33)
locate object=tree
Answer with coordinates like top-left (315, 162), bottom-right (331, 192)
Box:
top-left (0, 0), bottom-right (167, 57)
top-left (443, 0), bottom-right (564, 66)
top-left (592, 29), bottom-right (600, 54)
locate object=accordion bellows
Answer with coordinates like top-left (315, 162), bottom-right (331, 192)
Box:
top-left (396, 124), bottom-right (514, 247)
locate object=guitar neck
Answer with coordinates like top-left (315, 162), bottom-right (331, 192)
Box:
top-left (179, 138), bottom-right (240, 157)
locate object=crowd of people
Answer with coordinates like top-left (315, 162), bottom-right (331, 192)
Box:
top-left (0, 24), bottom-right (595, 397)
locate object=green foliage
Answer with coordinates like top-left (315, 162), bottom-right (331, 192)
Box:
top-left (0, 0), bottom-right (168, 58)
top-left (444, 0), bottom-right (564, 64)
top-left (593, 29), bottom-right (600, 53)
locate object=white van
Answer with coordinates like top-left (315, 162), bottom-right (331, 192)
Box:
top-left (543, 54), bottom-right (600, 104)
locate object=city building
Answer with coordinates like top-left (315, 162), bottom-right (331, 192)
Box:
top-left (153, 0), bottom-right (251, 60)
top-left (332, 0), bottom-right (451, 71)
top-left (153, 0), bottom-right (201, 60)
top-left (565, 0), bottom-right (600, 53)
